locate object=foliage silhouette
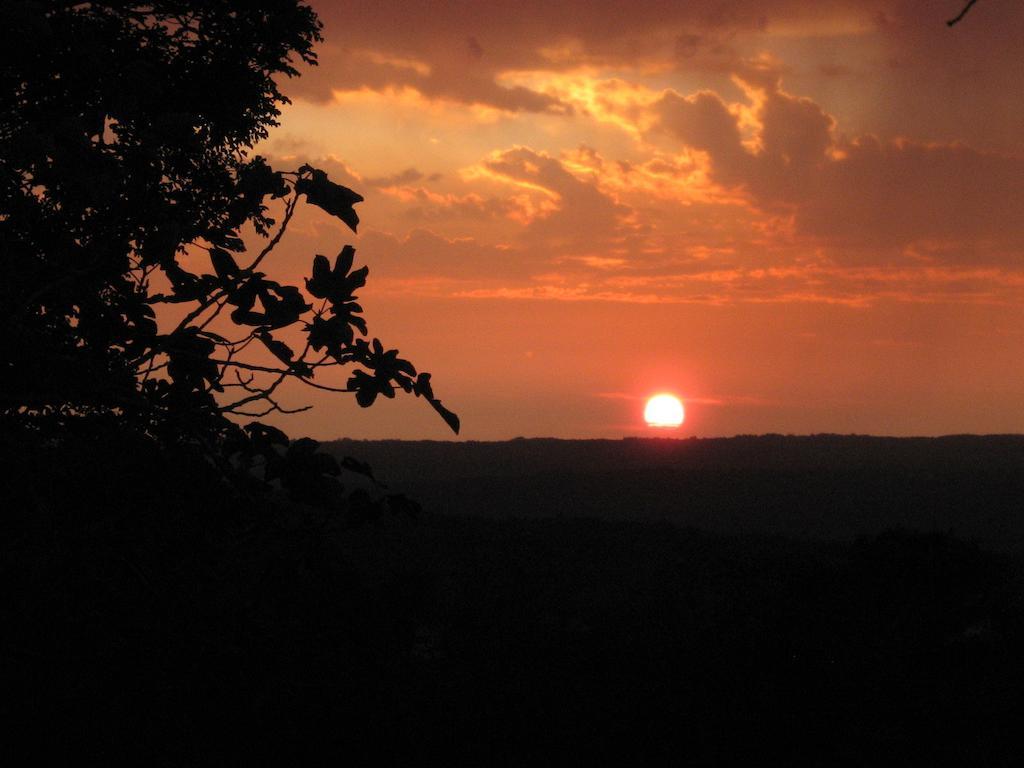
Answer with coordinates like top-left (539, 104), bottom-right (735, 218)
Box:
top-left (0, 1), bottom-right (457, 502)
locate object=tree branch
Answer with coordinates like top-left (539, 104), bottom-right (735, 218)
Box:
top-left (244, 193), bottom-right (298, 273)
top-left (947, 0), bottom-right (980, 26)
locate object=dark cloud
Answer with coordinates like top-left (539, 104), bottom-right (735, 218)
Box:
top-left (290, 1), bottom-right (882, 112)
top-left (284, 47), bottom-right (570, 112)
top-left (653, 77), bottom-right (1024, 257)
top-left (674, 33), bottom-right (703, 60)
top-left (364, 167), bottom-right (425, 187)
top-left (281, 1), bottom-right (1024, 156)
top-left (359, 228), bottom-right (545, 281)
top-left (483, 147), bottom-right (633, 251)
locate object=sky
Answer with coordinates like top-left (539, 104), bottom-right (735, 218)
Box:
top-left (244, 0), bottom-right (1024, 440)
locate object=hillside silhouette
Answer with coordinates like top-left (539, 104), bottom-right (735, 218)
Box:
top-left (5, 430), bottom-right (1024, 763)
top-left (326, 434), bottom-right (1024, 549)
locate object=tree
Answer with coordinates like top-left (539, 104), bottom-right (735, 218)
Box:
top-left (0, 2), bottom-right (458, 499)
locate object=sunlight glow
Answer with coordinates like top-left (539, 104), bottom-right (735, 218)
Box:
top-left (644, 394), bottom-right (685, 428)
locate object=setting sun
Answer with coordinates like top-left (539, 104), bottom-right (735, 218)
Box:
top-left (644, 394), bottom-right (685, 428)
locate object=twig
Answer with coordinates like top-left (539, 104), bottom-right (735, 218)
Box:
top-left (947, 0), bottom-right (980, 26)
top-left (294, 378), bottom-right (356, 394)
top-left (244, 194), bottom-right (298, 273)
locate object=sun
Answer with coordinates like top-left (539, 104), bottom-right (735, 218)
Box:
top-left (644, 394), bottom-right (685, 428)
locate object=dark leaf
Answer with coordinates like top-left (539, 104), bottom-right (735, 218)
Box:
top-left (428, 398), bottom-right (460, 435)
top-left (209, 247), bottom-right (240, 280)
top-left (230, 307), bottom-right (267, 326)
top-left (306, 247), bottom-right (366, 307)
top-left (395, 358), bottom-right (417, 376)
top-left (257, 331), bottom-right (294, 366)
top-left (296, 168), bottom-right (363, 232)
top-left (334, 245), bottom-right (355, 277)
top-left (355, 387), bottom-right (377, 408)
top-left (305, 254), bottom-right (332, 298)
top-left (259, 283), bottom-right (311, 328)
top-left (307, 314), bottom-right (353, 358)
top-left (345, 265), bottom-right (369, 292)
top-left (226, 278), bottom-right (259, 309)
top-left (349, 315), bottom-right (367, 336)
top-left (211, 233), bottom-right (247, 252)
top-left (413, 372), bottom-right (435, 400)
top-left (238, 156), bottom-right (289, 200)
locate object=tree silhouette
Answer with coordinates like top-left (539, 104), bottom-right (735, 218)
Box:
top-left (0, 2), bottom-right (457, 496)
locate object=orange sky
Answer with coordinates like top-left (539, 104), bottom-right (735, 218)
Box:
top-left (243, 0), bottom-right (1024, 440)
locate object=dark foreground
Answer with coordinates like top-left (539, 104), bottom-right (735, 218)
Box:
top-left (327, 434), bottom-right (1024, 550)
top-left (4, 434), bottom-right (1024, 764)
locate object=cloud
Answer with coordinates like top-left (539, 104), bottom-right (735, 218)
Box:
top-left (654, 90), bottom-right (750, 186)
top-left (651, 76), bottom-right (1024, 258)
top-left (265, 0), bottom-right (1024, 309)
top-left (289, 1), bottom-right (868, 113)
top-left (363, 167), bottom-right (428, 187)
top-left (358, 228), bottom-right (545, 283)
top-left (479, 146), bottom-right (634, 251)
top-left (276, 0), bottom-right (1024, 165)
top-left (284, 35), bottom-right (569, 113)
top-left (375, 185), bottom-right (530, 224)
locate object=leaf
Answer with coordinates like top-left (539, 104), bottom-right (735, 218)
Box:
top-left (296, 168), bottom-right (363, 232)
top-left (209, 247), bottom-right (240, 280)
top-left (428, 398), bottom-right (460, 435)
top-left (412, 372), bottom-right (434, 400)
top-left (394, 358), bottom-right (416, 376)
top-left (347, 369), bottom-right (379, 408)
top-left (211, 233), bottom-right (246, 252)
top-left (257, 331), bottom-right (294, 365)
top-left (344, 265), bottom-right (368, 295)
top-left (259, 283), bottom-right (311, 328)
top-left (307, 314), bottom-right (353, 358)
top-left (334, 245), bottom-right (355, 277)
top-left (231, 279), bottom-right (310, 328)
top-left (226, 278), bottom-right (259, 309)
top-left (305, 254), bottom-right (332, 298)
top-left (306, 247), bottom-right (366, 306)
top-left (238, 156), bottom-right (289, 200)
top-left (258, 330), bottom-right (311, 376)
top-left (162, 328), bottom-right (221, 391)
top-left (230, 307), bottom-right (267, 326)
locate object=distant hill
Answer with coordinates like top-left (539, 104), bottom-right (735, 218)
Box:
top-left (10, 431), bottom-right (1024, 761)
top-left (325, 435), bottom-right (1024, 549)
